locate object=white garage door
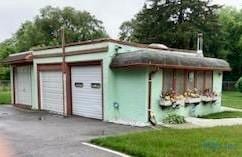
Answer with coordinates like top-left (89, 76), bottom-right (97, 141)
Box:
top-left (71, 66), bottom-right (102, 119)
top-left (40, 71), bottom-right (63, 114)
top-left (14, 65), bottom-right (32, 106)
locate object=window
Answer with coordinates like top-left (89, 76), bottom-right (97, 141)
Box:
top-left (187, 71), bottom-right (195, 90)
top-left (163, 69), bottom-right (173, 92)
top-left (175, 70), bottom-right (184, 94)
top-left (205, 71), bottom-right (213, 90)
top-left (196, 71), bottom-right (204, 93)
top-left (162, 69), bottom-right (213, 94)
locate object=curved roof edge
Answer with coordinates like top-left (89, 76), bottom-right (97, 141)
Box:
top-left (110, 50), bottom-right (231, 71)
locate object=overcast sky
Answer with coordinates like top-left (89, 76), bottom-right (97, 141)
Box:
top-left (0, 0), bottom-right (241, 42)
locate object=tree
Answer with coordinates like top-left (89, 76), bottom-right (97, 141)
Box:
top-left (28, 6), bottom-right (107, 49)
top-left (218, 7), bottom-right (242, 81)
top-left (0, 38), bottom-right (16, 80)
top-left (119, 21), bottom-right (136, 42)
top-left (14, 21), bottom-right (45, 52)
top-left (235, 77), bottom-right (242, 93)
top-left (0, 38), bottom-right (17, 60)
top-left (13, 6), bottom-right (108, 52)
top-left (0, 6), bottom-right (108, 80)
top-left (119, 0), bottom-right (223, 57)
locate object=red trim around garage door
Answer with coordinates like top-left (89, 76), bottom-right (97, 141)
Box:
top-left (37, 64), bottom-right (62, 111)
top-left (68, 60), bottom-right (104, 120)
top-left (37, 61), bottom-right (104, 119)
top-left (12, 63), bottom-right (32, 108)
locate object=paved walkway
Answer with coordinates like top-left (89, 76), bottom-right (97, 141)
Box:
top-left (0, 105), bottom-right (145, 157)
top-left (162, 107), bottom-right (242, 129)
top-left (185, 117), bottom-right (242, 127)
top-left (162, 117), bottom-right (242, 129)
top-left (221, 106), bottom-right (242, 112)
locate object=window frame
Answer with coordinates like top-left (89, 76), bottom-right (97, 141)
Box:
top-left (162, 69), bottom-right (213, 94)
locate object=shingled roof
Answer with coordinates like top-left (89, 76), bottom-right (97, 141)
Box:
top-left (110, 50), bottom-right (231, 71)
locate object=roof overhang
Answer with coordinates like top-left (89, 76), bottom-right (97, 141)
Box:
top-left (2, 51), bottom-right (33, 65)
top-left (110, 50), bottom-right (231, 71)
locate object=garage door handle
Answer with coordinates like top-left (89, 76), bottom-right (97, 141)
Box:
top-left (91, 83), bottom-right (101, 89)
top-left (75, 82), bottom-right (83, 88)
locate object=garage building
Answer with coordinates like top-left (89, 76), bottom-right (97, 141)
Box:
top-left (5, 38), bottom-right (230, 126)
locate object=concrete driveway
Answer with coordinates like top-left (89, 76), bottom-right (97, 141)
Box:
top-left (0, 105), bottom-right (144, 157)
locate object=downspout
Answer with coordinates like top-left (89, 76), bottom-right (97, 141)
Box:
top-left (148, 68), bottom-right (158, 126)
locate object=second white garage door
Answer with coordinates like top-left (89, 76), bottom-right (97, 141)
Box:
top-left (71, 66), bottom-right (102, 119)
top-left (40, 71), bottom-right (63, 114)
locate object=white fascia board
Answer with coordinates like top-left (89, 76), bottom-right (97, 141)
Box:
top-left (9, 51), bottom-right (33, 57)
top-left (33, 42), bottom-right (109, 56)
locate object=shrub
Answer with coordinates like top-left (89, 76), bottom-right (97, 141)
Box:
top-left (235, 77), bottom-right (242, 93)
top-left (163, 114), bottom-right (186, 124)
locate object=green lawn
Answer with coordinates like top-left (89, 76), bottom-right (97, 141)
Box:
top-left (91, 91), bottom-right (242, 157)
top-left (91, 126), bottom-right (242, 157)
top-left (0, 90), bottom-right (11, 104)
top-left (200, 111), bottom-right (242, 119)
top-left (222, 91), bottom-right (242, 109)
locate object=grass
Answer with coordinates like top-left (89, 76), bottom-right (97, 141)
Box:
top-left (0, 90), bottom-right (11, 104)
top-left (222, 91), bottom-right (242, 109)
top-left (200, 111), bottom-right (242, 119)
top-left (91, 126), bottom-right (242, 157)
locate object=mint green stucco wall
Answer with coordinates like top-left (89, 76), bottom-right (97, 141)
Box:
top-left (101, 43), bottom-right (146, 125)
top-left (150, 71), bottom-right (163, 122)
top-left (107, 68), bottom-right (149, 125)
top-left (151, 70), bottom-right (223, 123)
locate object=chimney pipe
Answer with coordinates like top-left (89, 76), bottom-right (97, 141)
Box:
top-left (197, 33), bottom-right (203, 57)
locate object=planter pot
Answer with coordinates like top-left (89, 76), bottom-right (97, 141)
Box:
top-left (160, 100), bottom-right (172, 107)
top-left (211, 96), bottom-right (218, 103)
top-left (212, 96), bottom-right (218, 101)
top-left (185, 97), bottom-right (201, 104)
top-left (176, 99), bottom-right (185, 106)
top-left (160, 99), bottom-right (181, 109)
top-left (201, 96), bottom-right (212, 103)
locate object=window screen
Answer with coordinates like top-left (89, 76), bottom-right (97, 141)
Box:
top-left (205, 71), bottom-right (213, 90)
top-left (196, 71), bottom-right (204, 93)
top-left (187, 71), bottom-right (195, 90)
top-left (163, 69), bottom-right (173, 92)
top-left (162, 69), bottom-right (213, 94)
top-left (175, 70), bottom-right (184, 94)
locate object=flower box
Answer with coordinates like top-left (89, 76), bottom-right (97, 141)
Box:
top-left (201, 96), bottom-right (212, 103)
top-left (212, 96), bottom-right (218, 101)
top-left (184, 97), bottom-right (201, 104)
top-left (176, 99), bottom-right (185, 106)
top-left (160, 99), bottom-right (172, 107)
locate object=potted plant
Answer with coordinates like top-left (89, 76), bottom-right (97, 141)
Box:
top-left (184, 88), bottom-right (201, 105)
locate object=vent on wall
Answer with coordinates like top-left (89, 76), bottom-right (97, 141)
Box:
top-left (148, 43), bottom-right (169, 50)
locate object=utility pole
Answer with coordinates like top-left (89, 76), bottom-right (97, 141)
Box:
top-left (60, 27), bottom-right (67, 117)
